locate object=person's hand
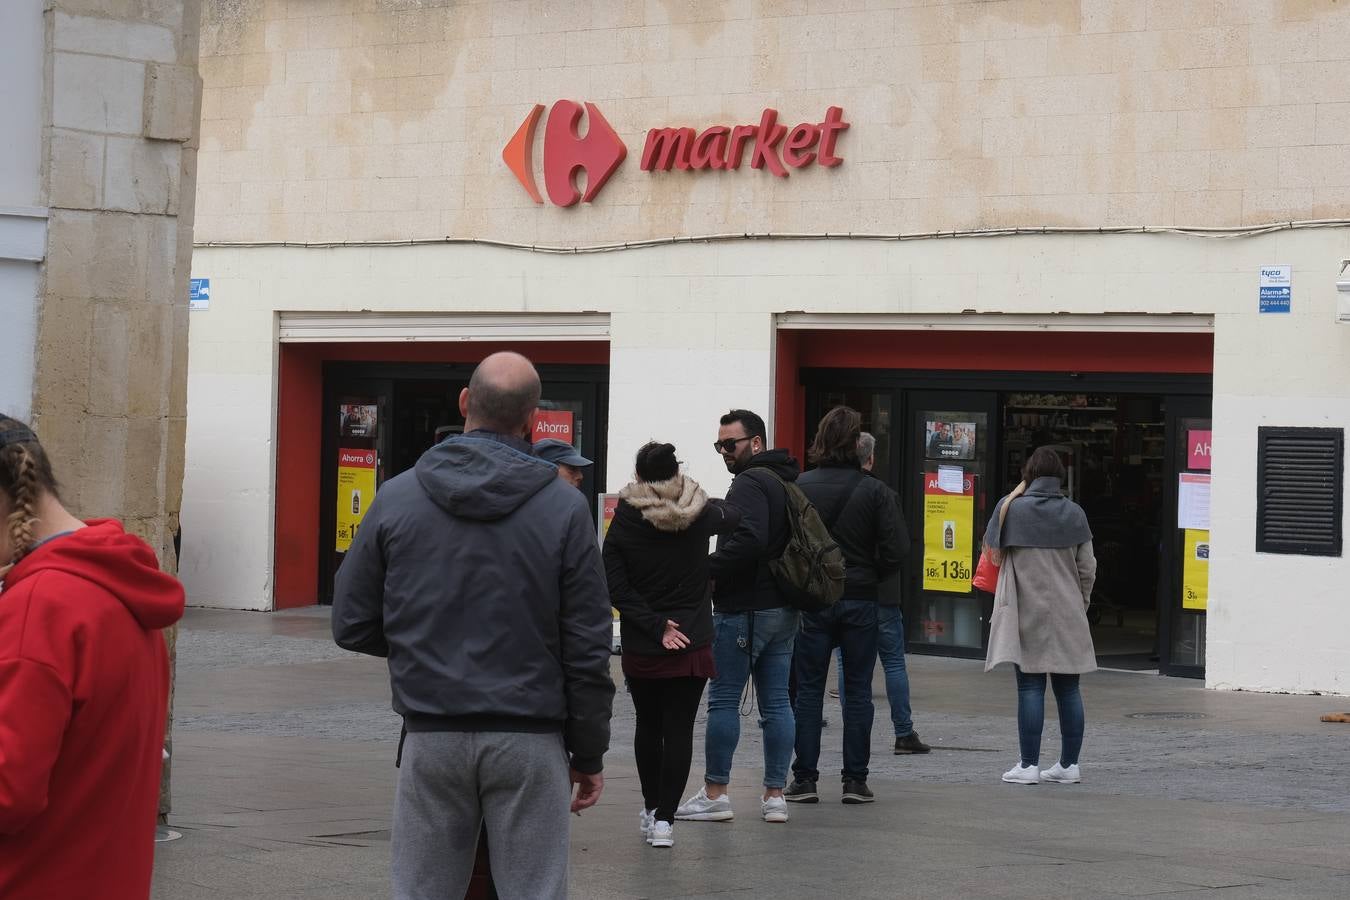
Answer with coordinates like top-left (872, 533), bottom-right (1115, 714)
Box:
top-left (570, 769), bottom-right (604, 813)
top-left (662, 620), bottom-right (690, 650)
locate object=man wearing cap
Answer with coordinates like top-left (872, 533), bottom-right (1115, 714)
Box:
top-left (535, 439), bottom-right (592, 489)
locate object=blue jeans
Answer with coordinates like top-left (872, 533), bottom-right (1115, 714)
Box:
top-left (1015, 668), bottom-right (1084, 767)
top-left (837, 605), bottom-right (914, 738)
top-left (705, 607), bottom-right (799, 790)
top-left (792, 599), bottom-right (878, 783)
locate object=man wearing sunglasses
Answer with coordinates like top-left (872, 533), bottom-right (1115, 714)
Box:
top-left (675, 409), bottom-right (801, 826)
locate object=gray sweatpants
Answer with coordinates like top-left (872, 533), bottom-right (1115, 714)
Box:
top-left (391, 730), bottom-right (571, 900)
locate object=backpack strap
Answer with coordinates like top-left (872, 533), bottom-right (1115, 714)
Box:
top-left (825, 470), bottom-right (866, 530)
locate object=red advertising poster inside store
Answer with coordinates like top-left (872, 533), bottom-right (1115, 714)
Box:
top-left (1187, 429), bottom-right (1212, 470)
top-left (533, 410), bottom-right (574, 444)
top-left (598, 494), bottom-right (620, 544)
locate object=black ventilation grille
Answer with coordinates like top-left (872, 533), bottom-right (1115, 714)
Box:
top-left (1256, 427), bottom-right (1343, 557)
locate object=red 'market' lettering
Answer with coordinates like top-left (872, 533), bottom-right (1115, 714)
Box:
top-left (636, 107), bottom-right (849, 176)
top-left (726, 125), bottom-right (757, 170)
top-left (783, 123), bottom-right (820, 168)
top-left (691, 126), bottom-right (730, 170)
top-left (818, 105), bottom-right (848, 167)
top-left (641, 127), bottom-right (695, 171)
top-left (749, 108), bottom-right (788, 177)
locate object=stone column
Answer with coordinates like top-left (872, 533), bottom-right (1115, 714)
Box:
top-left (30, 0), bottom-right (203, 820)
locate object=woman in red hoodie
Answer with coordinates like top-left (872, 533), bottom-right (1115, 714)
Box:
top-left (0, 415), bottom-right (185, 899)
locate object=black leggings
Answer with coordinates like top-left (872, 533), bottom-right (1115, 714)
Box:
top-left (627, 676), bottom-right (708, 823)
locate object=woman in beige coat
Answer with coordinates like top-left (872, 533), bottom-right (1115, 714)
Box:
top-left (983, 447), bottom-right (1096, 786)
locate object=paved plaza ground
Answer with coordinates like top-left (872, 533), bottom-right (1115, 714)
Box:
top-left (153, 608), bottom-right (1350, 899)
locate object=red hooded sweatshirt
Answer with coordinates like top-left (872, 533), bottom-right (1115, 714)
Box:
top-left (0, 520), bottom-right (184, 900)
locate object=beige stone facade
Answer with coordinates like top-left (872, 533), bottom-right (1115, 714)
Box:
top-left (197, 0), bottom-right (1350, 246)
top-left (24, 0), bottom-right (204, 817)
top-left (34, 0), bottom-right (202, 563)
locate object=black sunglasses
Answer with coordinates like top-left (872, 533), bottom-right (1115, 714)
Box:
top-left (713, 436), bottom-right (754, 454)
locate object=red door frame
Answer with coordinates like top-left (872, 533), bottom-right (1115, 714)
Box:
top-left (774, 329), bottom-right (1214, 462)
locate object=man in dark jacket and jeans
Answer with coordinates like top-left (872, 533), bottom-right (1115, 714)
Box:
top-left (332, 352), bottom-right (614, 900)
top-left (676, 409), bottom-right (800, 826)
top-left (785, 407), bottom-right (906, 805)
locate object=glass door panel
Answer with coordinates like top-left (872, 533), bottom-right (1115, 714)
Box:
top-left (906, 391), bottom-right (999, 655)
top-left (807, 388), bottom-right (899, 488)
top-left (322, 377), bottom-right (393, 604)
top-left (1161, 397), bottom-right (1212, 676)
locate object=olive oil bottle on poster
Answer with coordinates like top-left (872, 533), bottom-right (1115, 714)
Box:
top-left (923, 469), bottom-right (975, 593)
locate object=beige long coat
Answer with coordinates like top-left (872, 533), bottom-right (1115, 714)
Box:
top-left (984, 542), bottom-right (1097, 674)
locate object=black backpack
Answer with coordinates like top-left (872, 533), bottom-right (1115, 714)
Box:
top-left (758, 470), bottom-right (847, 613)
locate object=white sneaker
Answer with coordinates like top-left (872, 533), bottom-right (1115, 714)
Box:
top-left (761, 794), bottom-right (789, 823)
top-left (1041, 763), bottom-right (1081, 784)
top-left (1002, 763), bottom-right (1040, 785)
top-left (648, 820), bottom-right (674, 848)
top-left (639, 808), bottom-right (655, 839)
top-left (674, 786), bottom-right (734, 821)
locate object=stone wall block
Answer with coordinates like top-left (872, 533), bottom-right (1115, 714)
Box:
top-left (54, 12), bottom-right (177, 63)
top-left (88, 302), bottom-right (131, 416)
top-left (145, 63), bottom-right (203, 142)
top-left (125, 305), bottom-right (172, 417)
top-left (105, 137), bottom-right (182, 215)
top-left (44, 210), bottom-right (98, 301)
top-left (122, 416), bottom-right (166, 518)
top-left (77, 415), bottom-right (130, 517)
top-left (48, 129), bottom-right (106, 210)
top-left (52, 52), bottom-right (146, 135)
top-left (30, 297), bottom-right (93, 418)
top-left (143, 214), bottom-right (181, 305)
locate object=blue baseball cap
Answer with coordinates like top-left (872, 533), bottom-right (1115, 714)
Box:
top-left (534, 439), bottom-right (592, 468)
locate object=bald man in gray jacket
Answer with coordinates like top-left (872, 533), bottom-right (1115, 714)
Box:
top-left (333, 352), bottom-right (614, 900)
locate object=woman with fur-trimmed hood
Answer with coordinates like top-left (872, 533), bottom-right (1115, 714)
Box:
top-left (602, 442), bottom-right (740, 850)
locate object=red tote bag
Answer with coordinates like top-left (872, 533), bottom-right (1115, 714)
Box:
top-left (972, 482), bottom-right (1025, 593)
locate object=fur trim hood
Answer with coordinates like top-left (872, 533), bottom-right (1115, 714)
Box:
top-left (618, 475), bottom-right (708, 532)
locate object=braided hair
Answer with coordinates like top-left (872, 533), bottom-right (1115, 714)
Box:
top-left (0, 416), bottom-right (59, 579)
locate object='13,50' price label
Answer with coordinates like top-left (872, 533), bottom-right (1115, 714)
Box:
top-left (925, 559), bottom-right (971, 582)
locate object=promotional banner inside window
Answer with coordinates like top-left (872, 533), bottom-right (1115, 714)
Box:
top-left (923, 470), bottom-right (975, 593)
top-left (335, 448), bottom-right (376, 552)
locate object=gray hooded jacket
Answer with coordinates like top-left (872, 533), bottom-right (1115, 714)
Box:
top-left (332, 431), bottom-right (615, 774)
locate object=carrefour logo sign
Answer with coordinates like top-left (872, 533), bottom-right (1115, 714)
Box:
top-left (503, 101), bottom-right (849, 207)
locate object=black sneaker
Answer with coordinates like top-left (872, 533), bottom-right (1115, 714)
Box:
top-left (841, 779), bottom-right (874, 804)
top-left (894, 732), bottom-right (931, 754)
top-left (783, 778), bottom-right (819, 803)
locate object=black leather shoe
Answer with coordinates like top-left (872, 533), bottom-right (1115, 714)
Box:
top-left (783, 778), bottom-right (819, 803)
top-left (894, 732), bottom-right (931, 754)
top-left (841, 779), bottom-right (874, 804)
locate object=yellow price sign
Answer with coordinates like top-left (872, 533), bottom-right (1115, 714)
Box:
top-left (336, 448), bottom-right (377, 552)
top-left (1182, 529), bottom-right (1209, 611)
top-left (922, 471), bottom-right (975, 593)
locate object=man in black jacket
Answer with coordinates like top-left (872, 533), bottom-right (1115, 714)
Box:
top-left (332, 352), bottom-right (614, 900)
top-left (785, 407), bottom-right (905, 805)
top-left (676, 409), bottom-right (800, 826)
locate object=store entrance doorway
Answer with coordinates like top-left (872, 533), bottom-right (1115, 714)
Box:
top-left (804, 372), bottom-right (1211, 677)
top-left (319, 361), bottom-right (609, 604)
